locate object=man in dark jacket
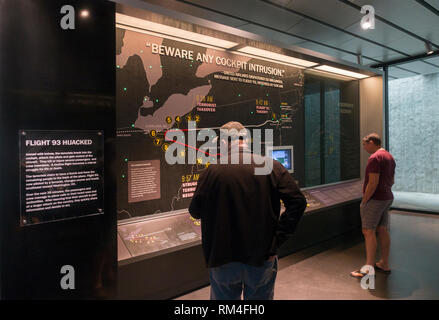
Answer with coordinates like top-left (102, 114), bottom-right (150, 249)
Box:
top-left (189, 121), bottom-right (306, 300)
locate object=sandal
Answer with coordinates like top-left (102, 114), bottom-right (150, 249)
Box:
top-left (350, 270), bottom-right (368, 279)
top-left (374, 264), bottom-right (391, 274)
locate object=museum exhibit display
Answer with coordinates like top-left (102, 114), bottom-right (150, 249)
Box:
top-left (114, 4), bottom-right (382, 299)
top-left (0, 0), bottom-right (387, 300)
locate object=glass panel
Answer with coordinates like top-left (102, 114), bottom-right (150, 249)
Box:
top-left (324, 81), bottom-right (341, 184)
top-left (304, 79), bottom-right (321, 187)
top-left (304, 75), bottom-right (359, 187)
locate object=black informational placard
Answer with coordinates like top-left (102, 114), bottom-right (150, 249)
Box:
top-left (19, 130), bottom-right (104, 226)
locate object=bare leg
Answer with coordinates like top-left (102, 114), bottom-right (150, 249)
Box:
top-left (376, 226), bottom-right (391, 270)
top-left (351, 228), bottom-right (377, 277)
top-left (362, 228), bottom-right (377, 266)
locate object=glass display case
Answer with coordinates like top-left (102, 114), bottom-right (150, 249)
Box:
top-left (118, 210), bottom-right (201, 261)
top-left (118, 179), bottom-right (363, 262)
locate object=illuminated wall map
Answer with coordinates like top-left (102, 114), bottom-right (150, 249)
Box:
top-left (116, 26), bottom-right (305, 219)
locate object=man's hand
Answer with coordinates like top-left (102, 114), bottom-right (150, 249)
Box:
top-left (362, 173), bottom-right (379, 205)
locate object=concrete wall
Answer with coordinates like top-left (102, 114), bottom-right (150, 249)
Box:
top-left (360, 76), bottom-right (384, 179)
top-left (389, 73), bottom-right (439, 194)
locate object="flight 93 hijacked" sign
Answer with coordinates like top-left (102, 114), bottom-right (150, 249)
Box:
top-left (19, 130), bottom-right (104, 226)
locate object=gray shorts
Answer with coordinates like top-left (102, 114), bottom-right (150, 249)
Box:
top-left (360, 199), bottom-right (393, 230)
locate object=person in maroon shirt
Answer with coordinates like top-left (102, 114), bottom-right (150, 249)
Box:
top-left (351, 133), bottom-right (396, 279)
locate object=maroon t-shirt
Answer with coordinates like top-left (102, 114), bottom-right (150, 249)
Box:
top-left (363, 149), bottom-right (396, 200)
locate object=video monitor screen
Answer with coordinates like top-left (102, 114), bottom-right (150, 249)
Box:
top-left (271, 147), bottom-right (293, 173)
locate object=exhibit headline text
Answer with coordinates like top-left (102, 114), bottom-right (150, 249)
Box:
top-left (150, 43), bottom-right (286, 77)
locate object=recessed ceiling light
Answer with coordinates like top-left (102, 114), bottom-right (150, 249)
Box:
top-left (80, 10), bottom-right (89, 18)
top-left (305, 69), bottom-right (356, 81)
top-left (237, 46), bottom-right (317, 68)
top-left (116, 13), bottom-right (238, 49)
top-left (314, 65), bottom-right (369, 79)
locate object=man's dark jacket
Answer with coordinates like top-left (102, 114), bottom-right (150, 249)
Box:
top-left (189, 149), bottom-right (307, 268)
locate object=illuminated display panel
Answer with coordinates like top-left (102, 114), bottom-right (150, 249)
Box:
top-left (270, 145), bottom-right (294, 173)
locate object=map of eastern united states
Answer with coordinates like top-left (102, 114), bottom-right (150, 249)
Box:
top-left (117, 28), bottom-right (253, 132)
top-left (116, 27), bottom-right (307, 217)
top-left (117, 27), bottom-right (301, 135)
top-left (134, 47), bottom-right (253, 131)
top-left (134, 84), bottom-right (212, 131)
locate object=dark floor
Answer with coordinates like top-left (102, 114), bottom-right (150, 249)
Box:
top-left (176, 210), bottom-right (439, 300)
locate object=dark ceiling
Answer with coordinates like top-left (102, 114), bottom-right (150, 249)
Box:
top-left (117, 0), bottom-right (439, 79)
top-left (139, 0), bottom-right (439, 79)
